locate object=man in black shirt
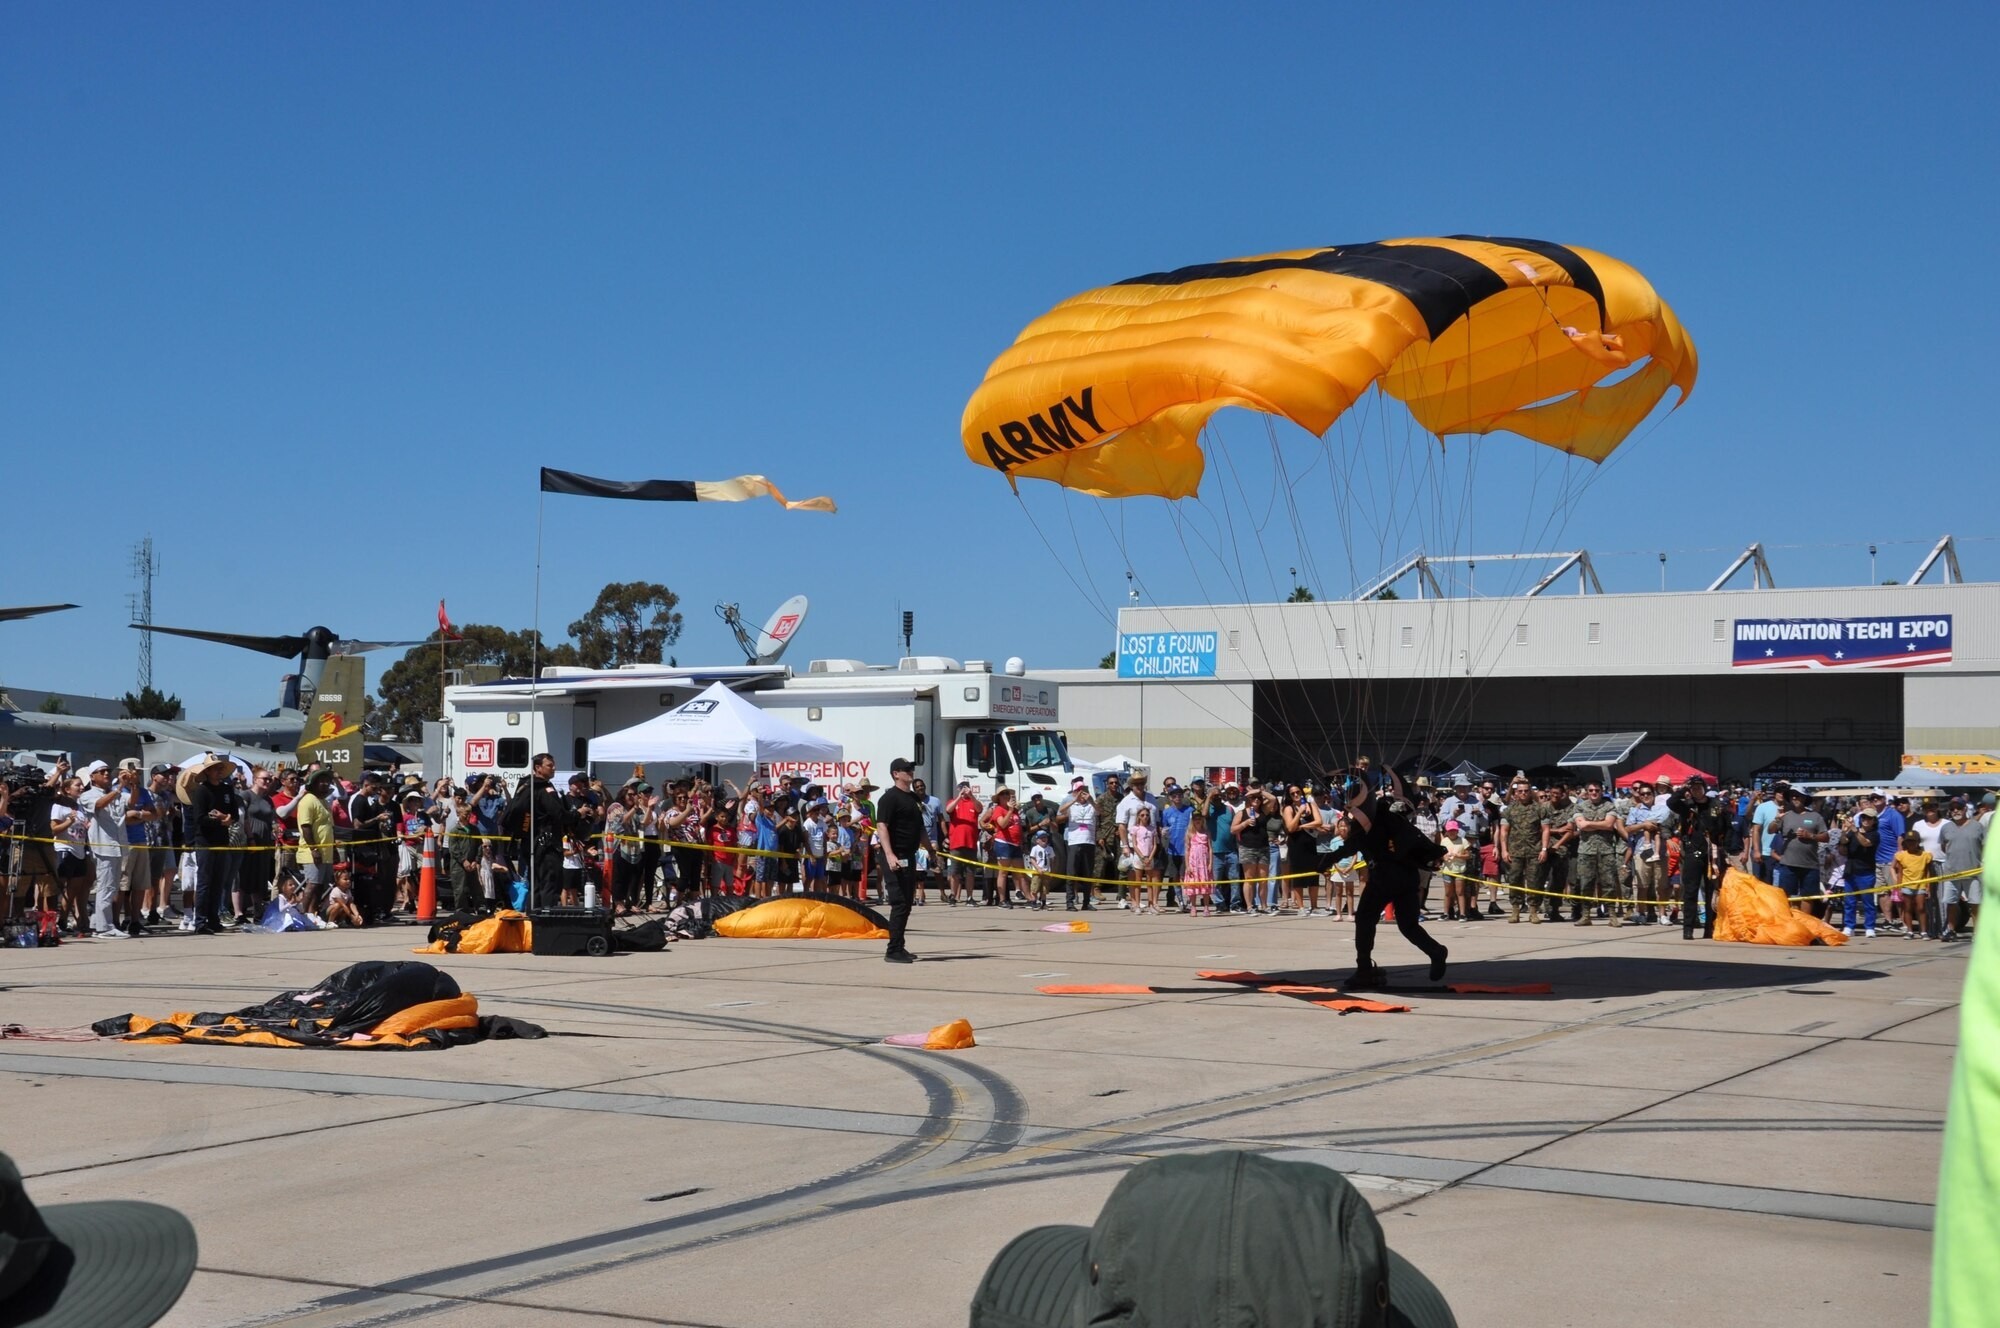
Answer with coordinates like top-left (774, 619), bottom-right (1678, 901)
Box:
top-left (504, 754), bottom-right (571, 910)
top-left (874, 756), bottom-right (930, 962)
top-left (188, 759), bottom-right (241, 935)
top-left (1341, 767), bottom-right (1449, 988)
top-left (1667, 776), bottom-right (1731, 940)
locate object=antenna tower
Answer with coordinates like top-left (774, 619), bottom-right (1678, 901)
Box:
top-left (128, 536), bottom-right (157, 689)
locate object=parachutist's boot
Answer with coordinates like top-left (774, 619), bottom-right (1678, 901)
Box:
top-left (1347, 961), bottom-right (1387, 991)
top-left (1509, 904), bottom-right (1521, 924)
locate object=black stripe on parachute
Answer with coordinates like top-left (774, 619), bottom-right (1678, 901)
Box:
top-left (1447, 235), bottom-right (1609, 328)
top-left (1115, 242), bottom-right (1509, 341)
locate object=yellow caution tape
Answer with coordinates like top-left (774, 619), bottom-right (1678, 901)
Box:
top-left (1436, 865), bottom-right (1979, 907)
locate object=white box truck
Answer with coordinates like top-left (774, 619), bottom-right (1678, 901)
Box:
top-left (439, 656), bottom-right (1074, 798)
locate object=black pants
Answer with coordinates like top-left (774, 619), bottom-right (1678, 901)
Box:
top-left (1543, 853), bottom-right (1573, 917)
top-left (612, 855), bottom-right (640, 908)
top-left (1354, 872), bottom-right (1446, 968)
top-left (528, 844), bottom-right (564, 910)
top-left (1681, 852), bottom-right (1716, 936)
top-left (238, 845), bottom-right (274, 914)
top-left (672, 845), bottom-right (705, 897)
top-left (884, 862), bottom-right (915, 955)
top-left (638, 843), bottom-right (662, 905)
top-left (1065, 843), bottom-right (1096, 908)
top-left (454, 860), bottom-right (484, 914)
top-left (195, 846), bottom-right (236, 927)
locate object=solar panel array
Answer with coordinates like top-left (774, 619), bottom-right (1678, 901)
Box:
top-left (1556, 731), bottom-right (1649, 767)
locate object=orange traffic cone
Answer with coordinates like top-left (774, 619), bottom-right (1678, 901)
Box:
top-left (417, 829), bottom-right (438, 921)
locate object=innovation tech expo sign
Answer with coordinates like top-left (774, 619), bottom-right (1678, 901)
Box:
top-left (1732, 615), bottom-right (1952, 670)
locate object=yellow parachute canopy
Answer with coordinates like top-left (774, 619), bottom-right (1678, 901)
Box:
top-left (961, 236), bottom-right (1697, 500)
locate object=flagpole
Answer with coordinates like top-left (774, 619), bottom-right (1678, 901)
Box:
top-left (529, 482), bottom-right (545, 910)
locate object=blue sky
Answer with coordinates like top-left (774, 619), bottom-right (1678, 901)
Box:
top-left (3, 4), bottom-right (1994, 719)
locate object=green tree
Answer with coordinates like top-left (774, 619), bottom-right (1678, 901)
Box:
top-left (1374, 586), bottom-right (1400, 600)
top-left (36, 694), bottom-right (68, 714)
top-left (567, 581), bottom-right (683, 670)
top-left (1288, 584), bottom-right (1315, 602)
top-left (122, 685), bottom-right (184, 720)
top-left (1099, 650), bottom-right (1115, 669)
top-left (372, 625), bottom-right (578, 739)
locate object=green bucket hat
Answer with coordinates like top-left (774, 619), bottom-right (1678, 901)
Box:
top-left (970, 1151), bottom-right (1455, 1328)
top-left (0, 1150), bottom-right (197, 1327)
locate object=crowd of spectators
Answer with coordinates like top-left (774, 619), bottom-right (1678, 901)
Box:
top-left (2, 751), bottom-right (1987, 944)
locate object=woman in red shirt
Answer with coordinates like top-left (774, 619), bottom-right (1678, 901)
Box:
top-left (982, 788), bottom-right (1023, 909)
top-left (944, 785), bottom-right (983, 906)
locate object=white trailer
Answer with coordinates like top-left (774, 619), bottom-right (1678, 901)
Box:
top-left (754, 656), bottom-right (1071, 800)
top-left (438, 656), bottom-right (1074, 799)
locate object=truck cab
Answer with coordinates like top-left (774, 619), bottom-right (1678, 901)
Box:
top-left (958, 725), bottom-right (1075, 797)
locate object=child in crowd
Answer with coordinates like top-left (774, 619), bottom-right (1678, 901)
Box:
top-left (1439, 820), bottom-right (1475, 920)
top-left (560, 832), bottom-right (586, 907)
top-left (830, 811), bottom-right (857, 900)
top-left (323, 863), bottom-right (364, 928)
top-left (1129, 805), bottom-right (1160, 914)
top-left (1182, 791), bottom-right (1213, 917)
top-left (1327, 815), bottom-right (1364, 919)
top-left (802, 803), bottom-right (829, 893)
top-left (1025, 829), bottom-right (1055, 911)
top-left (1892, 831), bottom-right (1935, 940)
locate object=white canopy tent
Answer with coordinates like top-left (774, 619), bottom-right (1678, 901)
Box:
top-left (587, 682), bottom-right (842, 767)
top-left (1795, 766), bottom-right (1999, 796)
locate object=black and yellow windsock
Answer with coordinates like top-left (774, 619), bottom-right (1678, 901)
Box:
top-left (540, 467), bottom-right (835, 512)
top-left (961, 236), bottom-right (1697, 500)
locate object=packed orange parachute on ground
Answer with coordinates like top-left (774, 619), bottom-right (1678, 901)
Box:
top-left (1712, 868), bottom-right (1848, 946)
top-left (961, 235), bottom-right (1696, 499)
top-left (92, 961), bottom-right (546, 1049)
top-left (710, 893), bottom-right (891, 940)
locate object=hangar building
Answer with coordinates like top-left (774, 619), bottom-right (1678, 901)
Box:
top-left (1050, 540), bottom-right (1998, 785)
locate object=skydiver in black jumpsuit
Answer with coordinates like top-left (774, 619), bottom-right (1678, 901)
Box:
top-left (1342, 767), bottom-right (1449, 989)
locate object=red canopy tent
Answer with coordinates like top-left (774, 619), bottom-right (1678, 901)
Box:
top-left (1616, 754), bottom-right (1716, 789)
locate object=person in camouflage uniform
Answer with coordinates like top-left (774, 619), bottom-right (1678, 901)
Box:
top-left (1541, 785), bottom-right (1577, 921)
top-left (1569, 780), bottom-right (1624, 926)
top-left (1497, 777), bottom-right (1549, 924)
top-left (1094, 774), bottom-right (1125, 900)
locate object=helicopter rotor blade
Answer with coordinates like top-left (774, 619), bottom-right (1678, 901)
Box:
top-left (134, 624), bottom-right (309, 658)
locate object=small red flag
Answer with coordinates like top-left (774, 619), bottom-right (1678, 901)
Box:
top-left (438, 600), bottom-right (462, 640)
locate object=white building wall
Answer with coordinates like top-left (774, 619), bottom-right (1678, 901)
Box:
top-left (1117, 582), bottom-right (2000, 681)
top-left (1050, 672), bottom-right (1253, 781)
top-left (1903, 673), bottom-right (2000, 753)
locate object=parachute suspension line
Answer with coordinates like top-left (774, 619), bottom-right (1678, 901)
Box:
top-left (1104, 466), bottom-right (1332, 775)
top-left (1259, 418), bottom-right (1359, 774)
top-left (1150, 499), bottom-right (1318, 752)
top-left (1208, 424), bottom-right (1333, 774)
top-left (1012, 491), bottom-right (1119, 632)
top-left (1262, 417), bottom-right (1346, 765)
top-left (1055, 487), bottom-right (1120, 624)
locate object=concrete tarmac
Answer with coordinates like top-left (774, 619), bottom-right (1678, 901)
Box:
top-left (0, 901), bottom-right (1961, 1326)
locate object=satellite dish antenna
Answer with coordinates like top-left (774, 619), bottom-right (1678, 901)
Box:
top-left (754, 595), bottom-right (809, 664)
top-left (716, 595), bottom-right (810, 665)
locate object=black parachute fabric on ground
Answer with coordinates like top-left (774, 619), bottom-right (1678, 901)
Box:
top-left (92, 960), bottom-right (547, 1049)
top-left (612, 917), bottom-right (670, 952)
